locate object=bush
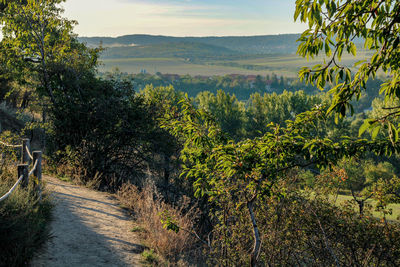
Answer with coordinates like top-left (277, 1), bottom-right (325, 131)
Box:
top-left (208, 188), bottom-right (400, 266)
top-left (0, 164), bottom-right (53, 267)
top-left (48, 78), bottom-right (167, 191)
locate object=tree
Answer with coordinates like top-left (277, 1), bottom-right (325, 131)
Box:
top-left (196, 90), bottom-right (245, 140)
top-left (140, 85), bottom-right (184, 187)
top-left (0, 0), bottom-right (101, 149)
top-left (0, 0), bottom-right (100, 106)
top-left (295, 0), bottom-right (400, 141)
top-left (163, 98), bottom-right (400, 266)
top-left (318, 158), bottom-right (396, 216)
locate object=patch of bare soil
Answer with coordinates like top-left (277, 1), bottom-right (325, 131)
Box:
top-left (31, 175), bottom-right (143, 267)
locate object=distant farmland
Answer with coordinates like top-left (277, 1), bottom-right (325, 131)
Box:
top-left (88, 33), bottom-right (371, 77)
top-left (98, 57), bottom-right (296, 77)
top-left (99, 51), bottom-right (373, 77)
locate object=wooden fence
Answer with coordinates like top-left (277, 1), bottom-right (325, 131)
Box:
top-left (0, 138), bottom-right (42, 202)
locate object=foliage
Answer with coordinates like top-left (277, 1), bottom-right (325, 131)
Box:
top-left (48, 78), bottom-right (164, 190)
top-left (295, 0), bottom-right (400, 140)
top-left (0, 1), bottom-right (173, 190)
top-left (315, 157), bottom-right (398, 216)
top-left (0, 0), bottom-right (100, 105)
top-left (196, 90), bottom-right (245, 140)
top-left (141, 249), bottom-right (160, 265)
top-left (163, 97), bottom-right (400, 265)
top-left (104, 72), bottom-right (321, 100)
top-left (204, 182), bottom-right (400, 266)
top-left (256, 190), bottom-right (400, 266)
top-left (0, 153), bottom-right (52, 267)
top-left (245, 90), bottom-right (325, 138)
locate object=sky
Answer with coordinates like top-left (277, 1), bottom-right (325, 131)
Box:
top-left (62, 0), bottom-right (307, 37)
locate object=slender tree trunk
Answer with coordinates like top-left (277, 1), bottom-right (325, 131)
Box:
top-left (163, 153), bottom-right (170, 186)
top-left (41, 107), bottom-right (46, 150)
top-left (358, 200), bottom-right (364, 217)
top-left (247, 200), bottom-right (261, 267)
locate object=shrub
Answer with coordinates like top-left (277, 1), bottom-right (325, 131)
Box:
top-left (0, 164), bottom-right (53, 267)
top-left (208, 188), bottom-right (400, 266)
top-left (48, 78), bottom-right (170, 191)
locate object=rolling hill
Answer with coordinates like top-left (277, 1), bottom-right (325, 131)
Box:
top-left (79, 34), bottom-right (301, 56)
top-left (100, 42), bottom-right (241, 60)
top-left (80, 34), bottom-right (368, 76)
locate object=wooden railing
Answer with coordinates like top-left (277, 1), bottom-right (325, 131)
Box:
top-left (0, 138), bottom-right (42, 202)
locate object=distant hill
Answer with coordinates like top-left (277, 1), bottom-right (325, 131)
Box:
top-left (100, 42), bottom-right (241, 60)
top-left (79, 34), bottom-right (302, 56)
top-left (83, 34), bottom-right (367, 76)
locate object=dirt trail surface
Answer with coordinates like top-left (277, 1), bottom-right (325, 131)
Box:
top-left (31, 175), bottom-right (143, 267)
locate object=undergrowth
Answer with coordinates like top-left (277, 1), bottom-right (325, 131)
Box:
top-left (0, 160), bottom-right (53, 267)
top-left (118, 180), bottom-right (204, 266)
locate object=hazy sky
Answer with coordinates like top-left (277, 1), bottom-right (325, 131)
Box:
top-left (62, 0), bottom-right (306, 37)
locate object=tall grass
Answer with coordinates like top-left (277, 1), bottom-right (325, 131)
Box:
top-left (118, 180), bottom-right (203, 265)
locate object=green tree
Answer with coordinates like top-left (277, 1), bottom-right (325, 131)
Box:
top-left (140, 85), bottom-right (184, 186)
top-left (196, 90), bottom-right (245, 140)
top-left (245, 90), bottom-right (325, 138)
top-left (0, 0), bottom-right (100, 106)
top-left (163, 99), bottom-right (399, 266)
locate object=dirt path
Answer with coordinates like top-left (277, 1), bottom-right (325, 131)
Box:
top-left (31, 175), bottom-right (143, 267)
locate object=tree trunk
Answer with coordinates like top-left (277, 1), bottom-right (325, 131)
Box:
top-left (41, 108), bottom-right (46, 150)
top-left (247, 200), bottom-right (261, 267)
top-left (357, 200), bottom-right (364, 217)
top-left (163, 153), bottom-right (170, 186)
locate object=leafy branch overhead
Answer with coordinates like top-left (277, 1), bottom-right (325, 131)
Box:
top-left (295, 0), bottom-right (400, 140)
top-left (166, 99), bottom-right (400, 201)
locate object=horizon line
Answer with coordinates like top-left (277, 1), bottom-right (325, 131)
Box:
top-left (78, 32), bottom-right (302, 39)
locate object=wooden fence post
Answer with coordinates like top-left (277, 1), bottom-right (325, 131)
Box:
top-left (21, 138), bottom-right (31, 164)
top-left (18, 164), bottom-right (29, 188)
top-left (33, 151), bottom-right (42, 200)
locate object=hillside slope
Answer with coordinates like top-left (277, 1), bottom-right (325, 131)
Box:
top-left (79, 34), bottom-right (301, 55)
top-left (101, 42), bottom-right (241, 59)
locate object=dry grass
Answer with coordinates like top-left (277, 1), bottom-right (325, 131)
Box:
top-left (117, 180), bottom-right (202, 265)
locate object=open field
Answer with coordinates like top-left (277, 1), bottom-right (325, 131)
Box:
top-left (99, 50), bottom-right (374, 77)
top-left (220, 50), bottom-right (374, 76)
top-left (99, 57), bottom-right (286, 76)
top-left (332, 194), bottom-right (400, 222)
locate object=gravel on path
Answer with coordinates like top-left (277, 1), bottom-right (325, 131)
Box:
top-left (31, 175), bottom-right (143, 267)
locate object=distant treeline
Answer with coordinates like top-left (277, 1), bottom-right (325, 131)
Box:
top-left (100, 71), bottom-right (320, 100)
top-left (100, 71), bottom-right (382, 112)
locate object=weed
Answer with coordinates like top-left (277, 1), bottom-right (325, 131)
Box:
top-left (141, 249), bottom-right (159, 265)
top-left (131, 226), bottom-right (147, 233)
